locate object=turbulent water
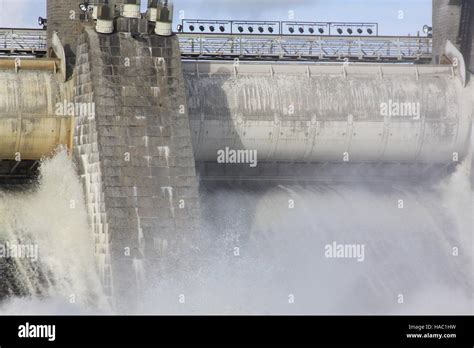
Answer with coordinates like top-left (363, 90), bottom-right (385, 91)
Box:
top-left (0, 150), bottom-right (110, 314)
top-left (0, 150), bottom-right (472, 315)
top-left (138, 161), bottom-right (473, 315)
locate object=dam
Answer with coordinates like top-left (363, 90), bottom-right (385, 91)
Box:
top-left (0, 0), bottom-right (472, 313)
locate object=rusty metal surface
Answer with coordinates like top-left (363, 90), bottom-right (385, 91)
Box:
top-left (0, 71), bottom-right (74, 160)
top-left (0, 58), bottom-right (60, 72)
top-left (0, 116), bottom-right (73, 160)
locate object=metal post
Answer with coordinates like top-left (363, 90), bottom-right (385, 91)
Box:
top-left (239, 35), bottom-right (243, 56)
top-left (397, 37), bottom-right (401, 60)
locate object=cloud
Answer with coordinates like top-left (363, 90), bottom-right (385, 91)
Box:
top-left (175, 0), bottom-right (318, 20)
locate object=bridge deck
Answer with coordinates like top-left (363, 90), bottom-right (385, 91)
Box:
top-left (0, 28), bottom-right (432, 63)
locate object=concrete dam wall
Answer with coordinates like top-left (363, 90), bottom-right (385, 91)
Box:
top-left (185, 61), bottom-right (472, 165)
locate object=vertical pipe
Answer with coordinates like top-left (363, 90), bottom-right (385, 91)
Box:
top-left (147, 0), bottom-right (158, 22)
top-left (155, 0), bottom-right (174, 36)
top-left (122, 0), bottom-right (141, 18)
top-left (96, 0), bottom-right (115, 34)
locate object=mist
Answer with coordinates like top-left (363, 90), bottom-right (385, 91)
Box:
top-left (0, 150), bottom-right (110, 315)
top-left (135, 161), bottom-right (473, 315)
top-left (0, 149), bottom-right (471, 315)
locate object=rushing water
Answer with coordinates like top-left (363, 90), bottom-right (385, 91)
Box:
top-left (136, 160), bottom-right (472, 315)
top-left (0, 150), bottom-right (110, 314)
top-left (0, 150), bottom-right (472, 314)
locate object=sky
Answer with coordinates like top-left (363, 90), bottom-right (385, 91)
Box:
top-left (0, 0), bottom-right (432, 36)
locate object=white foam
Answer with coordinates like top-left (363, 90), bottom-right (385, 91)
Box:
top-left (0, 149), bottom-right (111, 314)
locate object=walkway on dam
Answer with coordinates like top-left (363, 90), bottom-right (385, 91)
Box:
top-left (0, 28), bottom-right (432, 63)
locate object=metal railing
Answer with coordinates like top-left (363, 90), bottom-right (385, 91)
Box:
top-left (0, 28), bottom-right (432, 63)
top-left (178, 34), bottom-right (432, 62)
top-left (0, 28), bottom-right (47, 56)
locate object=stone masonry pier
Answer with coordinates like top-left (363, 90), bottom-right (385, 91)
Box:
top-left (73, 19), bottom-right (200, 310)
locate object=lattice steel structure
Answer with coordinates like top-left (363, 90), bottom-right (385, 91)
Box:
top-left (0, 28), bottom-right (48, 57)
top-left (0, 28), bottom-right (432, 63)
top-left (178, 34), bottom-right (432, 62)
